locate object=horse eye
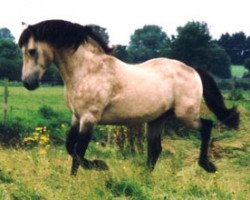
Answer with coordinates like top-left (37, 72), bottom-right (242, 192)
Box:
top-left (28, 49), bottom-right (37, 57)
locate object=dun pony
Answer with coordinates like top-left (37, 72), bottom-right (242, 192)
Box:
top-left (18, 20), bottom-right (239, 176)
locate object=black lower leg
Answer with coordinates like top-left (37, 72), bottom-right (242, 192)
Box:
top-left (147, 118), bottom-right (164, 170)
top-left (65, 126), bottom-right (80, 175)
top-left (75, 127), bottom-right (109, 171)
top-left (137, 130), bottom-right (144, 153)
top-left (71, 156), bottom-right (79, 176)
top-left (147, 135), bottom-right (162, 169)
top-left (66, 126), bottom-right (79, 155)
top-left (75, 130), bottom-right (92, 168)
top-left (198, 118), bottom-right (217, 173)
top-left (128, 131), bottom-right (135, 154)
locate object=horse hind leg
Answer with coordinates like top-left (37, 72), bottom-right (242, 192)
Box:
top-left (177, 116), bottom-right (217, 173)
top-left (147, 116), bottom-right (166, 170)
top-left (127, 126), bottom-right (136, 155)
top-left (175, 108), bottom-right (217, 173)
top-left (198, 118), bottom-right (217, 173)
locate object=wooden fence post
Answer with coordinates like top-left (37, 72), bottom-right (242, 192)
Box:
top-left (3, 78), bottom-right (9, 121)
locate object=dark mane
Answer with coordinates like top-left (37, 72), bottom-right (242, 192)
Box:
top-left (18, 20), bottom-right (112, 54)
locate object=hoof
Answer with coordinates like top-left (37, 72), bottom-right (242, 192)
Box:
top-left (93, 159), bottom-right (109, 170)
top-left (70, 157), bottom-right (80, 176)
top-left (77, 157), bottom-right (94, 170)
top-left (199, 159), bottom-right (217, 173)
top-left (147, 159), bottom-right (157, 171)
top-left (71, 169), bottom-right (78, 176)
top-left (77, 157), bottom-right (109, 171)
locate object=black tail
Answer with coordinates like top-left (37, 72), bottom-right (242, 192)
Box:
top-left (195, 68), bottom-right (239, 129)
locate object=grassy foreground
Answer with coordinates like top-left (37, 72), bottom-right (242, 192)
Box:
top-left (0, 86), bottom-right (249, 199)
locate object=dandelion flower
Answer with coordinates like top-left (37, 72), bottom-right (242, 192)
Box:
top-left (39, 135), bottom-right (49, 144)
top-left (35, 127), bottom-right (43, 131)
top-left (38, 148), bottom-right (47, 156)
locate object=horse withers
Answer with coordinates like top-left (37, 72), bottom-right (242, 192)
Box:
top-left (18, 20), bottom-right (239, 176)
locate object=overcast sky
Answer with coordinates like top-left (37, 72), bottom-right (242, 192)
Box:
top-left (0, 0), bottom-right (249, 45)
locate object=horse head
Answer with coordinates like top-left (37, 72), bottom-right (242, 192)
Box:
top-left (18, 24), bottom-right (54, 90)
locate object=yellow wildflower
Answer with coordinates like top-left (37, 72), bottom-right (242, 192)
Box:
top-left (32, 132), bottom-right (39, 140)
top-left (38, 148), bottom-right (47, 156)
top-left (35, 127), bottom-right (43, 131)
top-left (23, 136), bottom-right (35, 143)
top-left (39, 135), bottom-right (49, 144)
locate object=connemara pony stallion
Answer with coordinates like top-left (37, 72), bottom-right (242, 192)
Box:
top-left (18, 20), bottom-right (239, 176)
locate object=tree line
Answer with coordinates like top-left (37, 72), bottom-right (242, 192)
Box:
top-left (1, 21), bottom-right (250, 83)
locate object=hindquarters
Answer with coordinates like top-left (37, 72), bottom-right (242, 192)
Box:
top-left (173, 66), bottom-right (203, 129)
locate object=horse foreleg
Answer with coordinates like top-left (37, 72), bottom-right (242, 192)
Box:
top-left (128, 126), bottom-right (136, 155)
top-left (137, 124), bottom-right (144, 153)
top-left (146, 119), bottom-right (164, 170)
top-left (74, 125), bottom-right (109, 171)
top-left (65, 125), bottom-right (80, 175)
top-left (198, 118), bottom-right (217, 173)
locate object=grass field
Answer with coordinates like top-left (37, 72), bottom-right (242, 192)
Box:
top-left (231, 65), bottom-right (248, 78)
top-left (0, 86), bottom-right (71, 128)
top-left (0, 86), bottom-right (250, 199)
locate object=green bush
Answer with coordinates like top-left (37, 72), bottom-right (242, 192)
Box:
top-left (0, 119), bottom-right (29, 146)
top-left (216, 78), bottom-right (250, 90)
top-left (244, 57), bottom-right (250, 71)
top-left (228, 88), bottom-right (244, 101)
top-left (37, 105), bottom-right (69, 145)
top-left (47, 122), bottom-right (67, 145)
top-left (38, 105), bottom-right (59, 119)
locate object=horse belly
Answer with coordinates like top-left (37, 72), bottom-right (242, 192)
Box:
top-left (100, 81), bottom-right (173, 125)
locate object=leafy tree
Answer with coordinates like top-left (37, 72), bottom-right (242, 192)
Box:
top-left (170, 21), bottom-right (231, 78)
top-left (42, 64), bottom-right (63, 85)
top-left (244, 57), bottom-right (250, 71)
top-left (209, 42), bottom-right (231, 78)
top-left (127, 25), bottom-right (170, 63)
top-left (0, 39), bottom-right (21, 60)
top-left (0, 38), bottom-right (22, 80)
top-left (0, 28), bottom-right (15, 41)
top-left (91, 25), bottom-right (110, 45)
top-left (170, 21), bottom-right (212, 68)
top-left (0, 57), bottom-right (22, 81)
top-left (218, 32), bottom-right (249, 65)
top-left (245, 36), bottom-right (250, 60)
top-left (112, 45), bottom-right (128, 62)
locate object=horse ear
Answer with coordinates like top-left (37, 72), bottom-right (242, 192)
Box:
top-left (21, 22), bottom-right (29, 30)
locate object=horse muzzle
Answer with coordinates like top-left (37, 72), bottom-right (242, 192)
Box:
top-left (22, 74), bottom-right (40, 91)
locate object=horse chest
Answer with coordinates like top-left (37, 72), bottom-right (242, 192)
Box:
top-left (64, 83), bottom-right (111, 118)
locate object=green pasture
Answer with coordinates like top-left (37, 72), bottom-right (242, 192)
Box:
top-left (0, 85), bottom-right (70, 127)
top-left (231, 65), bottom-right (248, 78)
top-left (0, 85), bottom-right (249, 199)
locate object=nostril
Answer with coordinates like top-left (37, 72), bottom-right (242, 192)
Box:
top-left (22, 79), bottom-right (39, 90)
top-left (23, 80), bottom-right (33, 90)
top-left (23, 81), bottom-right (29, 88)
top-left (22, 72), bottom-right (40, 90)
